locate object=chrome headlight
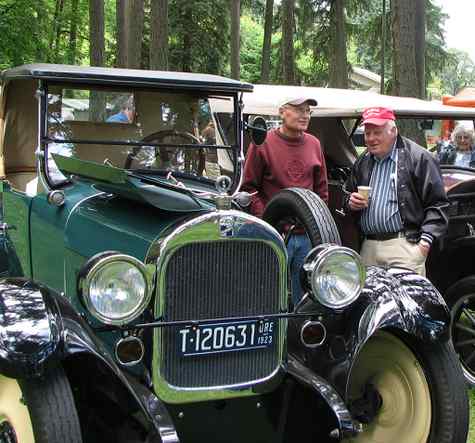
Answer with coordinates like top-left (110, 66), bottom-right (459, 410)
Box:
top-left (80, 253), bottom-right (152, 325)
top-left (303, 245), bottom-right (365, 309)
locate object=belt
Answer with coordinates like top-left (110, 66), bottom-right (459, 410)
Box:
top-left (365, 231), bottom-right (405, 241)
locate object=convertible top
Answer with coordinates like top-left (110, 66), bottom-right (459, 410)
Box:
top-left (1, 64), bottom-right (254, 93)
top-left (238, 84), bottom-right (475, 119)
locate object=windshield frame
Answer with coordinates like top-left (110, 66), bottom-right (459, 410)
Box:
top-left (38, 80), bottom-right (243, 194)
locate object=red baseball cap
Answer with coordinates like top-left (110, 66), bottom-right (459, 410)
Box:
top-left (361, 107), bottom-right (396, 126)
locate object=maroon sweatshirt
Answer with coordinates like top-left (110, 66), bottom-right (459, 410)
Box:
top-left (242, 128), bottom-right (328, 218)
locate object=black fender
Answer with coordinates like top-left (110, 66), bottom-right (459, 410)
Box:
top-left (0, 278), bottom-right (178, 443)
top-left (290, 266), bottom-right (450, 403)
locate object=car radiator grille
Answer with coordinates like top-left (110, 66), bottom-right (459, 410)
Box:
top-left (160, 240), bottom-right (282, 388)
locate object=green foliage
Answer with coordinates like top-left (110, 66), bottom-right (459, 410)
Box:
top-left (0, 0), bottom-right (470, 101)
top-left (0, 0), bottom-right (49, 68)
top-left (240, 15), bottom-right (264, 83)
top-left (437, 49), bottom-right (475, 96)
top-left (168, 0), bottom-right (230, 75)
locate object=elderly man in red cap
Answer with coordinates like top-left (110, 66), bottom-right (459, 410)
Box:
top-left (346, 106), bottom-right (448, 276)
top-left (242, 96), bottom-right (328, 304)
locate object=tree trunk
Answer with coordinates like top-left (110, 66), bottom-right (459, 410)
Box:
top-left (150, 0), bottom-right (169, 70)
top-left (50, 0), bottom-right (65, 63)
top-left (182, 3), bottom-right (193, 72)
top-left (127, 0), bottom-right (145, 69)
top-left (414, 0), bottom-right (426, 99)
top-left (281, 0), bottom-right (295, 85)
top-left (392, 0), bottom-right (425, 146)
top-left (260, 0), bottom-right (274, 83)
top-left (230, 0), bottom-right (240, 79)
top-left (391, 0), bottom-right (418, 97)
top-left (68, 0), bottom-right (79, 65)
top-left (34, 0), bottom-right (47, 61)
top-left (328, 0), bottom-right (348, 88)
top-left (116, 0), bottom-right (128, 67)
top-left (89, 0), bottom-right (106, 121)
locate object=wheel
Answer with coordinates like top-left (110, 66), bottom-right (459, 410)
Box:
top-left (0, 367), bottom-right (82, 443)
top-left (262, 187), bottom-right (341, 246)
top-left (124, 129), bottom-right (203, 173)
top-left (345, 331), bottom-right (468, 443)
top-left (446, 275), bottom-right (475, 386)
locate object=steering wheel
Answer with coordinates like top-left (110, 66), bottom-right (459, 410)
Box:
top-left (124, 129), bottom-right (204, 174)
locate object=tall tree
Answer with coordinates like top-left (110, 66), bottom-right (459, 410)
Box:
top-left (328, 0), bottom-right (348, 88)
top-left (89, 0), bottom-right (105, 67)
top-left (89, 0), bottom-right (106, 121)
top-left (260, 0), bottom-right (273, 83)
top-left (281, 0), bottom-right (295, 84)
top-left (127, 0), bottom-right (145, 68)
top-left (230, 0), bottom-right (241, 79)
top-left (414, 0), bottom-right (426, 98)
top-left (181, 2), bottom-right (193, 72)
top-left (50, 0), bottom-right (65, 63)
top-left (150, 0), bottom-right (168, 70)
top-left (391, 0), bottom-right (418, 97)
top-left (68, 0), bottom-right (80, 65)
top-left (392, 0), bottom-right (425, 145)
top-left (116, 0), bottom-right (128, 67)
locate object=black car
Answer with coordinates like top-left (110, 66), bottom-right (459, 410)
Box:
top-left (0, 65), bottom-right (468, 443)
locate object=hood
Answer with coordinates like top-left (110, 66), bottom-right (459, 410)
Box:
top-left (53, 153), bottom-right (214, 213)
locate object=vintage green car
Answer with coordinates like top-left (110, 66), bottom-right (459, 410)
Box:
top-left (0, 64), bottom-right (469, 443)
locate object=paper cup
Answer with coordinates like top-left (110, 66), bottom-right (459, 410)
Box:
top-left (358, 186), bottom-right (371, 201)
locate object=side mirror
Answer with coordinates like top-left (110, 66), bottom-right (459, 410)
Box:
top-left (247, 116), bottom-right (267, 146)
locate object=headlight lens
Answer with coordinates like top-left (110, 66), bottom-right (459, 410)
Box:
top-left (304, 245), bottom-right (365, 309)
top-left (81, 254), bottom-right (152, 325)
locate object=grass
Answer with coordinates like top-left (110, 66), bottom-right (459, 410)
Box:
top-left (469, 389), bottom-right (475, 442)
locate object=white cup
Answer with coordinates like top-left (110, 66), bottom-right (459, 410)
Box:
top-left (357, 185), bottom-right (371, 202)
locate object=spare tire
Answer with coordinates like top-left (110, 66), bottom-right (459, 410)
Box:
top-left (263, 188), bottom-right (341, 246)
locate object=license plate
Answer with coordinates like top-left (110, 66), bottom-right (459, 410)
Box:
top-left (178, 319), bottom-right (275, 357)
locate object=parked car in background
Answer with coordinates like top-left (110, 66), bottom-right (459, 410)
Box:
top-left (235, 83), bottom-right (475, 387)
top-left (0, 65), bottom-right (468, 443)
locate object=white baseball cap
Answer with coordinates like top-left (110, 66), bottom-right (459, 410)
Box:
top-left (279, 97), bottom-right (318, 108)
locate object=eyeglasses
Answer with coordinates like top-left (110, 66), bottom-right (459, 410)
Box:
top-left (456, 135), bottom-right (471, 140)
top-left (285, 105), bottom-right (312, 116)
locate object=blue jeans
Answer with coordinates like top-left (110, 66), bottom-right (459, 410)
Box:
top-left (287, 234), bottom-right (312, 306)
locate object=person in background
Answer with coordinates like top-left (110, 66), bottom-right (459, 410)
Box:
top-left (438, 125), bottom-right (475, 168)
top-left (345, 107), bottom-right (448, 276)
top-left (107, 96), bottom-right (135, 123)
top-left (242, 97), bottom-right (328, 305)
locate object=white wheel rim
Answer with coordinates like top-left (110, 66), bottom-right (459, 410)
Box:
top-left (345, 332), bottom-right (431, 443)
top-left (0, 375), bottom-right (34, 443)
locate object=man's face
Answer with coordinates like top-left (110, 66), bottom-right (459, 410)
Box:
top-left (280, 104), bottom-right (312, 133)
top-left (364, 122), bottom-right (396, 158)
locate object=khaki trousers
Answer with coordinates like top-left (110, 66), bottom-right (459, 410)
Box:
top-left (360, 237), bottom-right (427, 276)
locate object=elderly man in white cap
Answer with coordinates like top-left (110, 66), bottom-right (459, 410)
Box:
top-left (242, 97), bottom-right (328, 305)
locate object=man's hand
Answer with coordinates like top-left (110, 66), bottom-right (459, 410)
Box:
top-left (349, 192), bottom-right (368, 211)
top-left (418, 240), bottom-right (431, 257)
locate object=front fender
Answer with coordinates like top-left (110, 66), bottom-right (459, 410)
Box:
top-left (0, 278), bottom-right (178, 443)
top-left (0, 278), bottom-right (62, 378)
top-left (357, 267), bottom-right (450, 343)
top-left (292, 266), bottom-right (450, 402)
top-left (341, 266), bottom-right (450, 400)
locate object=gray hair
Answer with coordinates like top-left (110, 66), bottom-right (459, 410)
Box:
top-left (385, 119), bottom-right (397, 134)
top-left (451, 125), bottom-right (475, 146)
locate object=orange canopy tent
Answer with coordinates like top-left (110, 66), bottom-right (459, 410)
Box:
top-left (441, 88), bottom-right (475, 139)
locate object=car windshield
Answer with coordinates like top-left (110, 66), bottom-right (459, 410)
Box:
top-left (44, 84), bottom-right (237, 185)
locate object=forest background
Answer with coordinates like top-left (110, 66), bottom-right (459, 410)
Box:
top-left (0, 0), bottom-right (474, 101)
